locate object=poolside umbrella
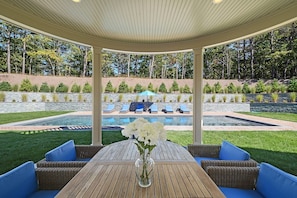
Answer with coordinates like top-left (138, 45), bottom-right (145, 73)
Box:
top-left (138, 90), bottom-right (156, 101)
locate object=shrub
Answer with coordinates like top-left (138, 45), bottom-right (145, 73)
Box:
top-left (134, 83), bottom-right (143, 93)
top-left (211, 94), bottom-right (216, 102)
top-left (118, 94), bottom-right (123, 102)
top-left (21, 94), bottom-right (28, 102)
top-left (203, 83), bottom-right (212, 93)
top-left (41, 94), bottom-right (47, 102)
top-left (250, 87), bottom-right (256, 94)
top-left (271, 93), bottom-right (278, 103)
top-left (213, 82), bottom-right (222, 93)
top-left (223, 87), bottom-right (228, 94)
top-left (71, 83), bottom-right (81, 93)
top-left (227, 82), bottom-right (236, 93)
top-left (19, 79), bottom-right (32, 92)
top-left (50, 85), bottom-right (55, 92)
top-left (56, 83), bottom-right (69, 93)
top-left (271, 79), bottom-right (280, 93)
top-left (222, 95), bottom-right (227, 102)
top-left (82, 82), bottom-right (92, 93)
top-left (105, 81), bottom-right (114, 93)
top-left (183, 84), bottom-right (191, 93)
top-left (39, 83), bottom-right (50, 92)
top-left (78, 94), bottom-right (83, 102)
top-left (163, 94), bottom-right (166, 102)
top-left (234, 95), bottom-right (239, 103)
top-left (149, 95), bottom-right (153, 102)
top-left (189, 95), bottom-right (193, 103)
top-left (147, 83), bottom-right (154, 92)
top-left (288, 78), bottom-right (297, 92)
top-left (52, 94), bottom-right (59, 102)
top-left (289, 92), bottom-right (296, 102)
top-left (236, 86), bottom-right (242, 94)
top-left (0, 92), bottom-right (5, 102)
top-left (118, 81), bottom-right (129, 93)
top-left (242, 95), bottom-right (247, 102)
top-left (266, 85), bottom-right (272, 94)
top-left (12, 84), bottom-right (18, 92)
top-left (256, 94), bottom-right (264, 102)
top-left (64, 95), bottom-right (69, 102)
top-left (255, 80), bottom-right (266, 93)
top-left (242, 83), bottom-right (250, 94)
top-left (32, 85), bottom-right (38, 92)
top-left (171, 81), bottom-right (179, 92)
top-left (159, 83), bottom-right (167, 93)
top-left (279, 84), bottom-right (287, 93)
top-left (0, 82), bottom-right (12, 91)
top-left (177, 95), bottom-right (181, 102)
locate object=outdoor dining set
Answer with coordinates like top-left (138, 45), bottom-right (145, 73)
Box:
top-left (1, 139), bottom-right (297, 197)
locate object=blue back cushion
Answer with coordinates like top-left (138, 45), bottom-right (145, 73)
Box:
top-left (0, 161), bottom-right (37, 198)
top-left (45, 140), bottom-right (76, 161)
top-left (256, 163), bottom-right (297, 198)
top-left (219, 141), bottom-right (250, 160)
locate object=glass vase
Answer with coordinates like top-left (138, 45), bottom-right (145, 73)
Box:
top-left (135, 154), bottom-right (155, 188)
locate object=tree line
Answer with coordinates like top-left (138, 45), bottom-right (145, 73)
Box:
top-left (0, 19), bottom-right (296, 80)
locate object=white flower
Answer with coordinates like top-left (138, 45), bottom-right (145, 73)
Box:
top-left (121, 118), bottom-right (166, 147)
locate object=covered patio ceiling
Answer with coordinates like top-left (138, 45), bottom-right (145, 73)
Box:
top-left (1, 0), bottom-right (297, 53)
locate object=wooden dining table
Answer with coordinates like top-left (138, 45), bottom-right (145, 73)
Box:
top-left (56, 140), bottom-right (225, 198)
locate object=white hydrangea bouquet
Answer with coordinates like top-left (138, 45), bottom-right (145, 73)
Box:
top-left (121, 117), bottom-right (167, 187)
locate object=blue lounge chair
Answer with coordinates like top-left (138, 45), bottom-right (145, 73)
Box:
top-left (103, 104), bottom-right (115, 113)
top-left (165, 105), bottom-right (173, 113)
top-left (135, 103), bottom-right (144, 113)
top-left (120, 104), bottom-right (130, 113)
top-left (149, 104), bottom-right (158, 113)
top-left (180, 104), bottom-right (190, 113)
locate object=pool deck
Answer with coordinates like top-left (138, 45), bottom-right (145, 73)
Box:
top-left (0, 111), bottom-right (297, 131)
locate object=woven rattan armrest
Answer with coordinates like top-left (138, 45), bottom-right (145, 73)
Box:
top-left (36, 159), bottom-right (87, 168)
top-left (187, 144), bottom-right (221, 158)
top-left (206, 166), bottom-right (259, 189)
top-left (75, 145), bottom-right (104, 159)
top-left (201, 159), bottom-right (258, 171)
top-left (36, 167), bottom-right (81, 190)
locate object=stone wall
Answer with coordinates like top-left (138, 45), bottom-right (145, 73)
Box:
top-left (1, 92), bottom-right (295, 113)
top-left (250, 103), bottom-right (297, 113)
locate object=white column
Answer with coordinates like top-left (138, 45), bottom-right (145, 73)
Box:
top-left (92, 46), bottom-right (102, 145)
top-left (193, 47), bottom-right (204, 144)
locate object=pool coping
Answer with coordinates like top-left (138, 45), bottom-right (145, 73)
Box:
top-left (0, 111), bottom-right (297, 131)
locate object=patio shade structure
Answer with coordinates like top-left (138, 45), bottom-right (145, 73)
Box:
top-left (1, 0), bottom-right (297, 145)
top-left (138, 90), bottom-right (157, 101)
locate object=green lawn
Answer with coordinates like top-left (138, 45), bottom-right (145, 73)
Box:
top-left (0, 111), bottom-right (72, 124)
top-left (0, 111), bottom-right (297, 176)
top-left (240, 112), bottom-right (297, 122)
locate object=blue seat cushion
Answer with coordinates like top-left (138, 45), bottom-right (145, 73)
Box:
top-left (219, 141), bottom-right (250, 160)
top-left (29, 190), bottom-right (59, 198)
top-left (194, 157), bottom-right (218, 165)
top-left (45, 140), bottom-right (76, 161)
top-left (0, 161), bottom-right (38, 198)
top-left (219, 187), bottom-right (264, 198)
top-left (256, 163), bottom-right (297, 198)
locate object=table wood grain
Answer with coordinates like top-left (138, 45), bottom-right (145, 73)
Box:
top-left (56, 140), bottom-right (225, 198)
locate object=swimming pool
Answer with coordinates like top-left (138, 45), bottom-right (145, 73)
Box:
top-left (17, 115), bottom-right (275, 127)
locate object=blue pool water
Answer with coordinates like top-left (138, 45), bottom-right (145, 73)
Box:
top-left (19, 115), bottom-right (275, 127)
